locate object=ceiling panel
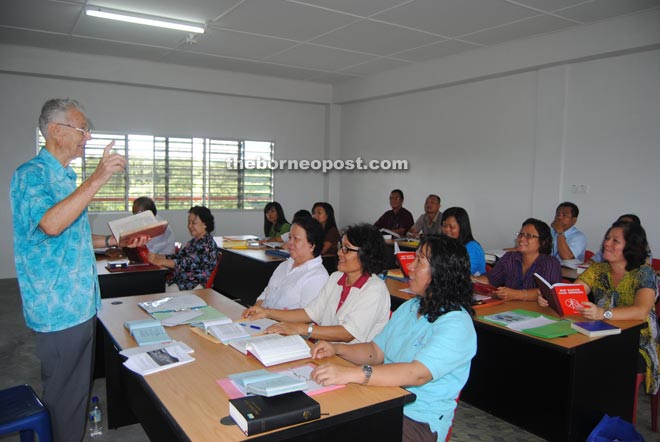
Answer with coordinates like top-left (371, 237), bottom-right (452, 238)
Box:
top-left (312, 19), bottom-right (441, 55)
top-left (462, 14), bottom-right (577, 47)
top-left (292, 0), bottom-right (411, 17)
top-left (512, 0), bottom-right (589, 12)
top-left (339, 57), bottom-right (412, 75)
top-left (393, 39), bottom-right (481, 63)
top-left (2, 0), bottom-right (82, 34)
top-left (190, 28), bottom-right (298, 60)
top-left (265, 44), bottom-right (378, 71)
top-left (213, 0), bottom-right (359, 41)
top-left (373, 0), bottom-right (540, 37)
top-left (552, 0), bottom-right (660, 23)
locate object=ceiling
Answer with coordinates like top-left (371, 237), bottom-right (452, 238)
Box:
top-left (1, 0), bottom-right (658, 84)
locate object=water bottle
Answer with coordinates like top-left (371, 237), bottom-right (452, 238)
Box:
top-left (89, 396), bottom-right (103, 438)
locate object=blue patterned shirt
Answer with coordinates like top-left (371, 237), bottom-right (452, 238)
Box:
top-left (10, 148), bottom-right (100, 332)
top-left (167, 233), bottom-right (220, 290)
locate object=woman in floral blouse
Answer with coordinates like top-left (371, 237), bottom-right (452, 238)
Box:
top-left (147, 206), bottom-right (220, 291)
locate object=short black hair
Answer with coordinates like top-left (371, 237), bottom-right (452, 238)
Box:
top-left (441, 207), bottom-right (475, 245)
top-left (522, 218), bottom-right (553, 255)
top-left (617, 213), bottom-right (641, 225)
top-left (132, 197), bottom-right (157, 215)
top-left (292, 216), bottom-right (325, 257)
top-left (292, 209), bottom-right (312, 223)
top-left (189, 206), bottom-right (215, 234)
top-left (417, 235), bottom-right (474, 322)
top-left (391, 189), bottom-right (404, 200)
top-left (343, 223), bottom-right (386, 275)
top-left (604, 220), bottom-right (649, 271)
top-left (557, 202), bottom-right (579, 218)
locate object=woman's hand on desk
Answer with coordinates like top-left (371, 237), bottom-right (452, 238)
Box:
top-left (263, 322), bottom-right (305, 336)
top-left (311, 363), bottom-right (361, 386)
top-left (311, 340), bottom-right (337, 360)
top-left (241, 305), bottom-right (268, 320)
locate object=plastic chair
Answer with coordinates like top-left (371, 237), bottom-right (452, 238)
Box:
top-left (632, 296), bottom-right (660, 432)
top-left (0, 384), bottom-right (52, 442)
top-left (651, 258), bottom-right (660, 272)
top-left (205, 252), bottom-right (223, 289)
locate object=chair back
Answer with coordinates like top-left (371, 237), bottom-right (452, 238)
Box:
top-left (584, 249), bottom-right (595, 262)
top-left (205, 252), bottom-right (223, 288)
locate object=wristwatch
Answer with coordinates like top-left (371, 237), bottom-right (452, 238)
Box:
top-left (306, 323), bottom-right (314, 340)
top-left (362, 364), bottom-right (373, 384)
top-left (603, 310), bottom-right (613, 320)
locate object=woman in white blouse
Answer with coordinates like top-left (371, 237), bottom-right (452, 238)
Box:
top-left (253, 216), bottom-right (328, 310)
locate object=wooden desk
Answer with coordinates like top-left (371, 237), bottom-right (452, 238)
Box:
top-left (214, 248), bottom-right (285, 306)
top-left (98, 289), bottom-right (414, 441)
top-left (385, 278), bottom-right (414, 311)
top-left (462, 301), bottom-right (645, 442)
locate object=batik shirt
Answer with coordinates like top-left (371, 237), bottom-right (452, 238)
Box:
top-left (166, 232), bottom-right (220, 290)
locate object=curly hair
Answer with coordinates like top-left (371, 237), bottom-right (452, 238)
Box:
top-left (189, 206), bottom-right (215, 234)
top-left (417, 235), bottom-right (474, 322)
top-left (521, 218), bottom-right (553, 255)
top-left (263, 202), bottom-right (289, 237)
top-left (604, 220), bottom-right (649, 271)
top-left (343, 223), bottom-right (386, 275)
top-left (292, 216), bottom-right (325, 257)
top-left (441, 207), bottom-right (475, 245)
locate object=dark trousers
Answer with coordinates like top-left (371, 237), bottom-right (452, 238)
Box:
top-left (403, 416), bottom-right (439, 442)
top-left (36, 317), bottom-right (95, 442)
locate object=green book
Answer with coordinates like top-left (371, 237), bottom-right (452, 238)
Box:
top-left (522, 320), bottom-right (577, 339)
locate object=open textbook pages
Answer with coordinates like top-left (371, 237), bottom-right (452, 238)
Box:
top-left (108, 211), bottom-right (168, 247)
top-left (138, 294), bottom-right (207, 314)
top-left (123, 343), bottom-right (194, 376)
top-left (246, 334), bottom-right (311, 367)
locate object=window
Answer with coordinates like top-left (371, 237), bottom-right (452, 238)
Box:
top-left (38, 132), bottom-right (274, 212)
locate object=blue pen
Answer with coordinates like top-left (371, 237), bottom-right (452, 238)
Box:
top-left (239, 323), bottom-right (261, 330)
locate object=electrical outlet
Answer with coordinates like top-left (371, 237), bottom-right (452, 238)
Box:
top-left (571, 184), bottom-right (588, 194)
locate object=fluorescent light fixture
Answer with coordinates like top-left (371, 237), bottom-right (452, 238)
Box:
top-left (85, 8), bottom-right (205, 34)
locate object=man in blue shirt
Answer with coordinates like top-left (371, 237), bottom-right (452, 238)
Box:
top-left (551, 201), bottom-right (587, 262)
top-left (10, 98), bottom-right (145, 442)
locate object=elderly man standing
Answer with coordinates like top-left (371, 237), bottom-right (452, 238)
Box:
top-left (10, 98), bottom-right (145, 442)
top-left (407, 194), bottom-right (442, 238)
top-left (551, 201), bottom-right (587, 261)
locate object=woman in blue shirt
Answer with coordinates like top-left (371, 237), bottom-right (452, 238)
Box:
top-left (440, 207), bottom-right (486, 275)
top-left (311, 235), bottom-right (476, 442)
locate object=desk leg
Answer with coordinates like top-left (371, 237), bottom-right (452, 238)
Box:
top-left (103, 327), bottom-right (138, 429)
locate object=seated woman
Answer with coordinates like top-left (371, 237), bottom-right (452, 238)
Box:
top-left (474, 218), bottom-right (561, 301)
top-left (312, 202), bottom-right (340, 255)
top-left (132, 196), bottom-right (176, 255)
top-left (441, 207), bottom-right (486, 275)
top-left (589, 214), bottom-right (653, 263)
top-left (310, 235), bottom-right (476, 442)
top-left (242, 223), bottom-right (390, 343)
top-left (147, 206), bottom-right (220, 292)
top-left (543, 220), bottom-right (659, 394)
top-left (254, 216), bottom-right (329, 310)
top-left (263, 201), bottom-right (290, 242)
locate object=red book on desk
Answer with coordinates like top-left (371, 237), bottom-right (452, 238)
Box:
top-left (396, 252), bottom-right (416, 278)
top-left (534, 273), bottom-right (588, 316)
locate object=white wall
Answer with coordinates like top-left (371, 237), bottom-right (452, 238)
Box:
top-left (336, 49), bottom-right (660, 257)
top-left (0, 49), bottom-right (331, 279)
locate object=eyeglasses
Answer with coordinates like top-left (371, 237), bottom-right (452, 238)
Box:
top-left (516, 231), bottom-right (540, 240)
top-left (57, 123), bottom-right (91, 136)
top-left (337, 242), bottom-right (360, 254)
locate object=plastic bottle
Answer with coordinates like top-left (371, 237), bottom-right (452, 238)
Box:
top-left (89, 396), bottom-right (103, 437)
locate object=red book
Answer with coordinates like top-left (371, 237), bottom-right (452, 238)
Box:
top-left (533, 273), bottom-right (588, 316)
top-left (396, 252), bottom-right (416, 278)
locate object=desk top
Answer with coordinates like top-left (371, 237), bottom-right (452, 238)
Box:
top-left (96, 260), bottom-right (167, 277)
top-left (472, 300), bottom-right (644, 350)
top-left (219, 247), bottom-right (286, 263)
top-left (98, 289), bottom-right (412, 441)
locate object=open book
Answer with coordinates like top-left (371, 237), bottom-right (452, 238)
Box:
top-left (138, 294), bottom-right (207, 314)
top-left (122, 343), bottom-right (194, 376)
top-left (534, 273), bottom-right (588, 316)
top-left (235, 334), bottom-right (311, 367)
top-left (380, 228), bottom-right (400, 239)
top-left (108, 211), bottom-right (168, 247)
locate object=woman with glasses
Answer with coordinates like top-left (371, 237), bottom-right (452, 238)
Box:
top-left (252, 216), bottom-right (329, 310)
top-left (242, 223), bottom-right (390, 343)
top-left (310, 235), bottom-right (476, 442)
top-left (441, 207), bottom-right (486, 275)
top-left (473, 218), bottom-right (561, 301)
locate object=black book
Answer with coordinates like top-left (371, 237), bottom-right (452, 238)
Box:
top-left (229, 391), bottom-right (320, 436)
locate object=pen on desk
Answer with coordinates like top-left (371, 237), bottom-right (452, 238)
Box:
top-left (239, 323), bottom-right (262, 330)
